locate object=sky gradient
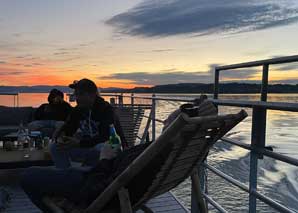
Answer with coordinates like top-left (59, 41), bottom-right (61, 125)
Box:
top-left (0, 0), bottom-right (298, 88)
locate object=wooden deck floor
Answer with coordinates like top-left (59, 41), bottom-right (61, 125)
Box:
top-left (3, 185), bottom-right (189, 213)
top-left (4, 185), bottom-right (42, 213)
top-left (137, 192), bottom-right (189, 213)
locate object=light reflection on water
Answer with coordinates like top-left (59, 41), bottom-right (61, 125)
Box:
top-left (153, 94), bottom-right (298, 212)
top-left (0, 93), bottom-right (297, 211)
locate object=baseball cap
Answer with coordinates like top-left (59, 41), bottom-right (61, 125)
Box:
top-left (69, 78), bottom-right (98, 94)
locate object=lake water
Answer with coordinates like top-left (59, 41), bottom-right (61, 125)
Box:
top-left (0, 93), bottom-right (297, 212)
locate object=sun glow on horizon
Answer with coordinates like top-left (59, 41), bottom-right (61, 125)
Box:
top-left (0, 0), bottom-right (298, 88)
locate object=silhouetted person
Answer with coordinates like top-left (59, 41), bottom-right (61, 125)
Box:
top-left (49, 78), bottom-right (127, 169)
top-left (28, 89), bottom-right (72, 136)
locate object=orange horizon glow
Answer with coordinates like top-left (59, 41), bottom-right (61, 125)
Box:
top-left (0, 58), bottom-right (152, 88)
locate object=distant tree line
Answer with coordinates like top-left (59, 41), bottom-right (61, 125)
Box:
top-left (108, 83), bottom-right (298, 94)
top-left (1, 83), bottom-right (298, 94)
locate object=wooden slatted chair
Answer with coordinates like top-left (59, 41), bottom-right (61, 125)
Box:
top-left (114, 104), bottom-right (152, 147)
top-left (80, 109), bottom-right (247, 213)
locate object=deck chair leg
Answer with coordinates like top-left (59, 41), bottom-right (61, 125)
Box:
top-left (139, 204), bottom-right (154, 213)
top-left (118, 187), bottom-right (133, 213)
top-left (191, 169), bottom-right (207, 213)
top-left (42, 197), bottom-right (64, 213)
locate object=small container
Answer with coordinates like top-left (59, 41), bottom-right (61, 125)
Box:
top-left (4, 141), bottom-right (14, 151)
top-left (43, 137), bottom-right (50, 148)
top-left (14, 141), bottom-right (18, 149)
top-left (35, 137), bottom-right (43, 150)
top-left (23, 140), bottom-right (29, 149)
top-left (29, 138), bottom-right (35, 151)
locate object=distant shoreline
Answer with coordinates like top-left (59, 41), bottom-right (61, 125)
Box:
top-left (2, 92), bottom-right (298, 94)
top-left (1, 83), bottom-right (298, 94)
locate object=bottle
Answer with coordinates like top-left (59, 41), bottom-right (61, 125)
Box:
top-left (17, 122), bottom-right (26, 150)
top-left (23, 129), bottom-right (31, 149)
top-left (108, 124), bottom-right (122, 151)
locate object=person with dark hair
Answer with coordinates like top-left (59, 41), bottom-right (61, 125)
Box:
top-left (163, 94), bottom-right (217, 131)
top-left (28, 89), bottom-right (72, 136)
top-left (34, 89), bottom-right (71, 121)
top-left (49, 78), bottom-right (127, 169)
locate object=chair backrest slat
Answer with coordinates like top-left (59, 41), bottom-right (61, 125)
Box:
top-left (114, 104), bottom-right (151, 147)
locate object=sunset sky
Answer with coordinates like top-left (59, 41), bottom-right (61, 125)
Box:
top-left (0, 0), bottom-right (298, 88)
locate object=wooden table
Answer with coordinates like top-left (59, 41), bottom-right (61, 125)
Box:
top-left (0, 148), bottom-right (53, 169)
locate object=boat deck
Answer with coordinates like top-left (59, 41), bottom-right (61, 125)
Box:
top-left (1, 170), bottom-right (189, 213)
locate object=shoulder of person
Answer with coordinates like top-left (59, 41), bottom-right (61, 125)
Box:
top-left (70, 105), bottom-right (82, 115)
top-left (95, 97), bottom-right (113, 111)
top-left (62, 101), bottom-right (72, 108)
top-left (197, 100), bottom-right (218, 116)
top-left (38, 103), bottom-right (49, 109)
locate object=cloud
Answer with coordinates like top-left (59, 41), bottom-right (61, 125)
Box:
top-left (99, 64), bottom-right (260, 85)
top-left (12, 33), bottom-right (22, 37)
top-left (0, 71), bottom-right (26, 76)
top-left (274, 62), bottom-right (298, 71)
top-left (0, 61), bottom-right (6, 64)
top-left (32, 63), bottom-right (43, 66)
top-left (99, 71), bottom-right (212, 85)
top-left (152, 49), bottom-right (175, 52)
top-left (106, 0), bottom-right (298, 37)
top-left (220, 68), bottom-right (259, 79)
top-left (57, 47), bottom-right (79, 51)
top-left (53, 52), bottom-right (70, 56)
top-left (271, 79), bottom-right (298, 84)
top-left (15, 54), bottom-right (32, 59)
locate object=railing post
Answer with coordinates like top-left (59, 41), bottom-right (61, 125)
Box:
top-left (214, 68), bottom-right (220, 99)
top-left (249, 64), bottom-right (269, 212)
top-left (151, 93), bottom-right (156, 141)
top-left (249, 106), bottom-right (267, 213)
top-left (119, 93), bottom-right (123, 106)
top-left (131, 93), bottom-right (134, 107)
top-left (110, 97), bottom-right (116, 106)
top-left (261, 64), bottom-right (269, 101)
top-left (191, 164), bottom-right (207, 213)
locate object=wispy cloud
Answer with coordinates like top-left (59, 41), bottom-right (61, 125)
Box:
top-left (100, 71), bottom-right (212, 85)
top-left (152, 49), bottom-right (175, 52)
top-left (12, 33), bottom-right (22, 38)
top-left (271, 79), bottom-right (298, 84)
top-left (53, 52), bottom-right (70, 56)
top-left (0, 61), bottom-right (6, 64)
top-left (0, 71), bottom-right (26, 76)
top-left (106, 0), bottom-right (298, 37)
top-left (99, 64), bottom-right (260, 85)
top-left (57, 47), bottom-right (79, 51)
top-left (274, 62), bottom-right (298, 71)
top-left (220, 68), bottom-right (259, 79)
top-left (32, 63), bottom-right (43, 66)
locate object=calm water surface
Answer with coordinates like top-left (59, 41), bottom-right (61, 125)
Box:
top-left (0, 93), bottom-right (297, 212)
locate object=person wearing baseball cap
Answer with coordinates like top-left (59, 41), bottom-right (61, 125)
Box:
top-left (49, 78), bottom-right (127, 169)
top-left (28, 88), bottom-right (72, 136)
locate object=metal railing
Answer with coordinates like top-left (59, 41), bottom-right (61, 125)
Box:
top-left (0, 92), bottom-right (19, 107)
top-left (101, 55), bottom-right (298, 213)
top-left (213, 55), bottom-right (298, 213)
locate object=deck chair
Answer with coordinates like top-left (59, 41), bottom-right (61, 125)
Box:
top-left (44, 108), bottom-right (247, 213)
top-left (82, 109), bottom-right (247, 213)
top-left (114, 104), bottom-right (152, 147)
